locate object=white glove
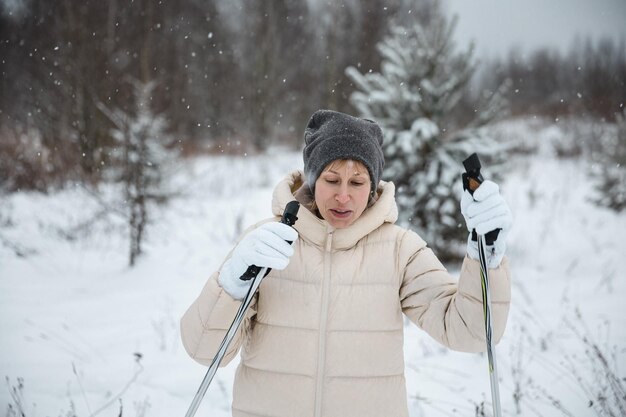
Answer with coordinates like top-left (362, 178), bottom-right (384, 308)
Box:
top-left (461, 180), bottom-right (512, 268)
top-left (218, 222), bottom-right (298, 300)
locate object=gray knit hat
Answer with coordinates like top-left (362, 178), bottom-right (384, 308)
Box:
top-left (303, 109), bottom-right (385, 193)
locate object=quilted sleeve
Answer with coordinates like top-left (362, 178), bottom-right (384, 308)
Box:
top-left (399, 230), bottom-right (511, 353)
top-left (180, 272), bottom-right (256, 366)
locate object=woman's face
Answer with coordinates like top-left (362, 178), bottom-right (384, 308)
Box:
top-left (314, 160), bottom-right (371, 229)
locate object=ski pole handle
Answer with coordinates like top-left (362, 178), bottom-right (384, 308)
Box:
top-left (462, 153), bottom-right (500, 245)
top-left (240, 200), bottom-right (300, 281)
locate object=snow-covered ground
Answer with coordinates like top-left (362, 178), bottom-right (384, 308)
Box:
top-left (1, 119), bottom-right (624, 417)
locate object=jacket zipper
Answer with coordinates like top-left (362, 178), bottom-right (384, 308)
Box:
top-left (314, 230), bottom-right (333, 417)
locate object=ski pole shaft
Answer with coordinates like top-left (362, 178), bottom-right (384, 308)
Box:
top-left (184, 201), bottom-right (300, 417)
top-left (477, 234), bottom-right (502, 417)
top-left (462, 153), bottom-right (502, 417)
top-left (184, 267), bottom-right (266, 417)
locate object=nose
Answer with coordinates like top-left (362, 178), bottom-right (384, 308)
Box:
top-left (335, 186), bottom-right (350, 204)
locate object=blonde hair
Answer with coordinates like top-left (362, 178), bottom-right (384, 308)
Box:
top-left (324, 159), bottom-right (369, 177)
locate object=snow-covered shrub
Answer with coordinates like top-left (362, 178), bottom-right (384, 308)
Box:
top-left (552, 123), bottom-right (585, 158)
top-left (346, 10), bottom-right (509, 260)
top-left (555, 118), bottom-right (612, 159)
top-left (0, 125), bottom-right (56, 192)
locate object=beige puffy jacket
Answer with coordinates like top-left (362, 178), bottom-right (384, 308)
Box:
top-left (181, 171), bottom-right (511, 417)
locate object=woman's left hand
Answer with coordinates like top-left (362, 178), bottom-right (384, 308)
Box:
top-left (460, 180), bottom-right (512, 268)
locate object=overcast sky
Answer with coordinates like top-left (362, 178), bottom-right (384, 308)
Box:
top-left (444, 0), bottom-right (626, 58)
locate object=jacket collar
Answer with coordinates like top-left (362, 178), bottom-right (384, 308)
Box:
top-left (271, 170), bottom-right (398, 250)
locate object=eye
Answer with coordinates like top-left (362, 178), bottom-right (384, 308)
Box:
top-left (351, 180), bottom-right (366, 186)
top-left (325, 178), bottom-right (339, 184)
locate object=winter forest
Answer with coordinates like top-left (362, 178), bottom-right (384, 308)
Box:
top-left (1, 0), bottom-right (625, 415)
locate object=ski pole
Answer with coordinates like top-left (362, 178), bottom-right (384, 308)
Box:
top-left (462, 153), bottom-right (502, 417)
top-left (184, 201), bottom-right (300, 417)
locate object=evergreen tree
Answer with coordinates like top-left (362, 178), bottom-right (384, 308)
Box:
top-left (346, 9), bottom-right (509, 260)
top-left (99, 79), bottom-right (173, 266)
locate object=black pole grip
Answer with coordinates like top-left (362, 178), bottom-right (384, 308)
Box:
top-left (239, 200), bottom-right (300, 281)
top-left (462, 153), bottom-right (500, 245)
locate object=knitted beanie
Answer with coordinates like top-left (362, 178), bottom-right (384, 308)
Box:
top-left (303, 109), bottom-right (385, 193)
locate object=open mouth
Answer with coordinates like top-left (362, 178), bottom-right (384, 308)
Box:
top-left (329, 208), bottom-right (353, 219)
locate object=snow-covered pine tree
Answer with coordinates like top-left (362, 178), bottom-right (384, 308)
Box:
top-left (99, 79), bottom-right (173, 266)
top-left (346, 9), bottom-right (509, 260)
top-left (590, 109), bottom-right (626, 212)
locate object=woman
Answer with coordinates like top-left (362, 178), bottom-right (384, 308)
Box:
top-left (181, 109), bottom-right (512, 417)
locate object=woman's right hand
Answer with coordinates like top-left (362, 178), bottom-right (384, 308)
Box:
top-left (217, 222), bottom-right (298, 300)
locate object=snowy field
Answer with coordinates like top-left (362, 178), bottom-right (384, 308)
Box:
top-left (1, 118), bottom-right (625, 417)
